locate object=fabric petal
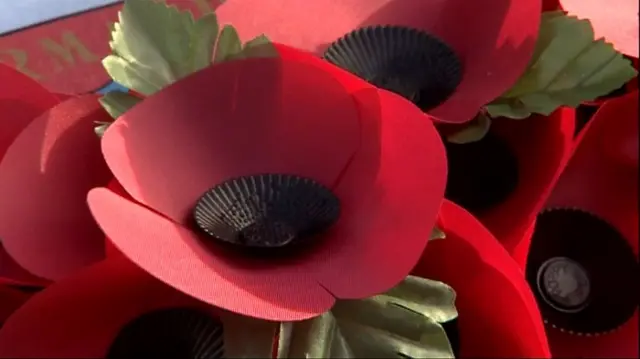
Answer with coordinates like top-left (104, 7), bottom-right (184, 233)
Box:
top-left (102, 55), bottom-right (360, 224)
top-left (481, 108), bottom-right (575, 257)
top-left (0, 285), bottom-right (33, 326)
top-left (413, 200), bottom-right (551, 358)
top-left (0, 256), bottom-right (209, 358)
top-left (538, 92), bottom-right (638, 358)
top-left (305, 88), bottom-right (447, 298)
top-left (0, 95), bottom-right (113, 280)
top-left (0, 245), bottom-right (47, 287)
top-left (217, 0), bottom-right (542, 123)
top-left (560, 0), bottom-right (638, 58)
top-left (0, 64), bottom-right (59, 158)
top-left (87, 188), bottom-right (335, 321)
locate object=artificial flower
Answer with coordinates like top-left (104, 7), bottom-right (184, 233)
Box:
top-left (88, 39), bottom-right (447, 320)
top-left (0, 64), bottom-right (113, 281)
top-left (525, 91), bottom-right (639, 357)
top-left (414, 199), bottom-right (551, 358)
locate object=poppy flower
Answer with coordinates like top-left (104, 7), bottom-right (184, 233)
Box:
top-left (86, 47), bottom-right (448, 321)
top-left (0, 64), bottom-right (114, 281)
top-left (524, 91), bottom-right (639, 357)
top-left (215, 0), bottom-right (542, 124)
top-left (0, 256), bottom-right (236, 358)
top-left (437, 108), bottom-right (575, 258)
top-left (412, 199), bottom-right (551, 358)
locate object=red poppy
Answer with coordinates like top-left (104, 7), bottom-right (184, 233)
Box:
top-left (86, 47), bottom-right (448, 321)
top-left (0, 256), bottom-right (230, 358)
top-left (524, 91), bottom-right (639, 357)
top-left (438, 107), bottom-right (575, 260)
top-left (559, 0), bottom-right (638, 59)
top-left (215, 0), bottom-right (542, 124)
top-left (413, 199), bottom-right (551, 358)
top-left (0, 64), bottom-right (113, 281)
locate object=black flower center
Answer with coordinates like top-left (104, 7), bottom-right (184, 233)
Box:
top-left (443, 131), bottom-right (519, 214)
top-left (323, 25), bottom-right (463, 111)
top-left (106, 308), bottom-right (224, 359)
top-left (526, 209), bottom-right (639, 335)
top-left (192, 174), bottom-right (340, 254)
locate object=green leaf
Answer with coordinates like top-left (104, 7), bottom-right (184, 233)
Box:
top-left (486, 11), bottom-right (638, 119)
top-left (104, 0), bottom-right (219, 95)
top-left (219, 312), bottom-right (278, 358)
top-left (99, 91), bottom-right (143, 119)
top-left (277, 276), bottom-right (458, 358)
top-left (430, 227), bottom-right (446, 241)
top-left (214, 25), bottom-right (243, 63)
top-left (94, 122), bottom-right (111, 138)
top-left (447, 112), bottom-right (492, 143)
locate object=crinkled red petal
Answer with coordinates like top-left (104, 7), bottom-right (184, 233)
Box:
top-left (482, 108), bottom-right (575, 258)
top-left (543, 92), bottom-right (638, 358)
top-left (87, 188), bottom-right (335, 321)
top-left (0, 64), bottom-right (59, 158)
top-left (0, 256), bottom-right (210, 358)
top-left (101, 56), bottom-right (360, 223)
top-left (413, 200), bottom-right (551, 358)
top-left (0, 95), bottom-right (113, 280)
top-left (303, 88), bottom-right (447, 298)
top-left (217, 0), bottom-right (542, 123)
top-left (560, 0), bottom-right (638, 58)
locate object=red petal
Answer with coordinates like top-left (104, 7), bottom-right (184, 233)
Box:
top-left (413, 200), bottom-right (550, 358)
top-left (304, 89), bottom-right (447, 297)
top-left (0, 285), bottom-right (33, 325)
top-left (0, 244), bottom-right (47, 287)
top-left (0, 95), bottom-right (113, 280)
top-left (482, 108), bottom-right (575, 257)
top-left (217, 0), bottom-right (542, 123)
top-left (560, 0), bottom-right (639, 58)
top-left (0, 256), bottom-right (210, 358)
top-left (102, 56), bottom-right (360, 223)
top-left (87, 188), bottom-right (335, 321)
top-left (541, 93), bottom-right (638, 358)
top-left (0, 64), bottom-right (59, 158)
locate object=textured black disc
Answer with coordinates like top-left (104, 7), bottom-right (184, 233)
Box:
top-left (526, 208), bottom-right (639, 335)
top-left (193, 174), bottom-right (340, 252)
top-left (443, 132), bottom-right (519, 215)
top-left (323, 25), bottom-right (463, 111)
top-left (107, 308), bottom-right (224, 359)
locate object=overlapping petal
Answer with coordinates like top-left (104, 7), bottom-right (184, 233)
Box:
top-left (216, 0), bottom-right (542, 123)
top-left (88, 49), bottom-right (447, 320)
top-left (413, 200), bottom-right (550, 358)
top-left (0, 95), bottom-right (113, 280)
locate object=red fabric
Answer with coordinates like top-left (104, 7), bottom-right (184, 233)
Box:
top-left (0, 256), bottom-right (215, 358)
top-left (87, 47), bottom-right (448, 321)
top-left (483, 108), bottom-right (575, 258)
top-left (0, 94), bottom-right (113, 280)
top-left (537, 91), bottom-right (638, 358)
top-left (413, 200), bottom-right (551, 358)
top-left (0, 285), bottom-right (33, 326)
top-left (559, 0), bottom-right (639, 58)
top-left (216, 0), bottom-right (542, 124)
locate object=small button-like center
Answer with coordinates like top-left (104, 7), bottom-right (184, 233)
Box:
top-left (537, 257), bottom-right (591, 313)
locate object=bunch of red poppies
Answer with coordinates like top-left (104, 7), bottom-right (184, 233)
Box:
top-left (0, 0), bottom-right (637, 358)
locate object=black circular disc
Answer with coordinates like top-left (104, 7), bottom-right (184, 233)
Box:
top-left (323, 25), bottom-right (463, 111)
top-left (443, 132), bottom-right (519, 215)
top-left (526, 208), bottom-right (639, 335)
top-left (107, 308), bottom-right (225, 359)
top-left (193, 174), bottom-right (340, 253)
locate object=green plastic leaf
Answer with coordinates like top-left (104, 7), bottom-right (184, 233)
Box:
top-left (486, 11), bottom-right (638, 119)
top-left (214, 25), bottom-right (243, 63)
top-left (220, 312), bottom-right (278, 358)
top-left (99, 91), bottom-right (142, 119)
top-left (94, 122), bottom-right (111, 138)
top-left (277, 276), bottom-right (458, 358)
top-left (447, 112), bottom-right (492, 144)
top-left (430, 227), bottom-right (446, 241)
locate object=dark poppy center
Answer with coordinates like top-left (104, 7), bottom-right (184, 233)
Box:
top-left (442, 130), bottom-right (519, 214)
top-left (323, 25), bottom-right (463, 111)
top-left (192, 174), bottom-right (340, 252)
top-left (526, 208), bottom-right (639, 335)
top-left (106, 308), bottom-right (224, 359)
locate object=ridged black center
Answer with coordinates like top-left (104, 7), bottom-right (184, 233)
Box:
top-left (526, 209), bottom-right (639, 335)
top-left (323, 25), bottom-right (463, 111)
top-left (106, 308), bottom-right (224, 359)
top-left (193, 174), bottom-right (340, 252)
top-left (443, 131), bottom-right (519, 214)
